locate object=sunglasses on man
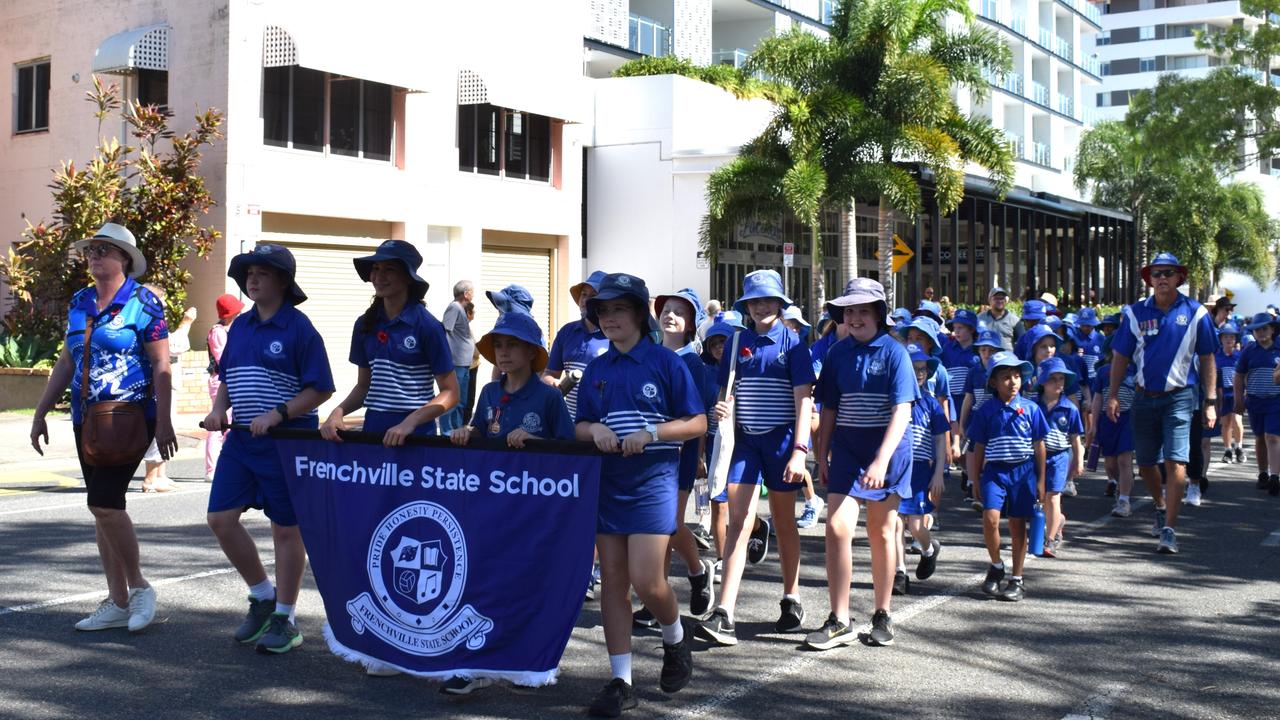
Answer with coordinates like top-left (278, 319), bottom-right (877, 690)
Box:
top-left (1148, 268), bottom-right (1179, 279)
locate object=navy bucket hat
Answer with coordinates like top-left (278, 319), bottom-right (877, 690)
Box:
top-left (353, 240), bottom-right (428, 297)
top-left (906, 343), bottom-right (940, 376)
top-left (898, 316), bottom-right (943, 354)
top-left (1141, 252), bottom-right (1188, 286)
top-left (488, 284), bottom-right (535, 315)
top-left (733, 270), bottom-right (792, 315)
top-left (585, 273), bottom-right (661, 335)
top-left (476, 311), bottom-right (549, 373)
top-left (1246, 312), bottom-right (1277, 331)
top-left (654, 287), bottom-right (707, 328)
top-left (1036, 356), bottom-right (1079, 394)
top-left (947, 308), bottom-right (979, 331)
top-left (228, 243), bottom-right (308, 305)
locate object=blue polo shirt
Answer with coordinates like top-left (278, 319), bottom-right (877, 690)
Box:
top-left (1074, 328), bottom-right (1105, 380)
top-left (810, 330), bottom-right (838, 377)
top-left (1236, 341), bottom-right (1280, 402)
top-left (469, 375), bottom-right (574, 440)
top-left (968, 394), bottom-right (1049, 464)
top-left (926, 364), bottom-right (955, 421)
top-left (1111, 294), bottom-right (1218, 391)
top-left (719, 321), bottom-right (816, 432)
top-left (576, 337), bottom-right (705, 454)
top-left (219, 303), bottom-right (335, 435)
top-left (349, 303), bottom-right (454, 434)
top-left (1092, 362), bottom-right (1137, 412)
top-left (940, 336), bottom-right (981, 404)
top-left (910, 393), bottom-right (950, 463)
top-left (816, 331), bottom-right (918, 431)
top-left (1217, 348), bottom-right (1240, 398)
top-left (66, 278), bottom-right (168, 425)
top-left (677, 343), bottom-right (718, 430)
top-left (1061, 353), bottom-right (1090, 406)
top-left (546, 320), bottom-right (611, 419)
top-left (1039, 397), bottom-right (1084, 454)
top-left (963, 360), bottom-right (994, 427)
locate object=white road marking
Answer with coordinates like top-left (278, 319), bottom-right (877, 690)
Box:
top-left (0, 484), bottom-right (209, 517)
top-left (1262, 528), bottom-right (1280, 547)
top-left (1061, 682), bottom-right (1127, 719)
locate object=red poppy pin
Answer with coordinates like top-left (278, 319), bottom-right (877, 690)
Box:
top-left (740, 347), bottom-right (753, 358)
top-left (377, 330), bottom-right (389, 344)
top-left (1016, 406), bottom-right (1025, 415)
top-left (500, 394), bottom-right (510, 404)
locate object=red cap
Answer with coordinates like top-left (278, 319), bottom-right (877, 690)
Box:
top-left (216, 293), bottom-right (245, 320)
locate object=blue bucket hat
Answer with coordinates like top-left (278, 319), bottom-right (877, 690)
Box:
top-left (986, 351), bottom-right (1034, 388)
top-left (476, 311), bottom-right (549, 373)
top-left (974, 329), bottom-right (1004, 350)
top-left (913, 300), bottom-right (943, 323)
top-left (487, 284), bottom-right (535, 315)
top-left (1022, 299), bottom-right (1048, 321)
top-left (1246, 312), bottom-right (1277, 331)
top-left (906, 343), bottom-right (940, 376)
top-left (1100, 312), bottom-right (1121, 328)
top-left (585, 273), bottom-right (661, 335)
top-left (1022, 323), bottom-right (1061, 357)
top-left (1036, 356), bottom-right (1079, 394)
top-left (898, 316), bottom-right (942, 354)
top-left (732, 269), bottom-right (792, 315)
top-left (570, 270), bottom-right (608, 304)
top-left (782, 305), bottom-right (811, 328)
top-left (1044, 315), bottom-right (1064, 332)
top-left (889, 307), bottom-right (913, 327)
top-left (1218, 322), bottom-right (1241, 337)
top-left (947, 308), bottom-right (979, 331)
top-left (1141, 252), bottom-right (1188, 286)
top-left (654, 288), bottom-right (707, 328)
top-left (716, 309), bottom-right (748, 330)
top-left (1076, 307), bottom-right (1100, 327)
top-left (824, 278), bottom-right (889, 323)
top-left (352, 240), bottom-right (428, 297)
top-left (228, 243), bottom-right (307, 305)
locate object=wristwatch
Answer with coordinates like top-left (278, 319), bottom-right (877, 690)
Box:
top-left (1204, 397), bottom-right (1218, 405)
top-left (644, 422), bottom-right (659, 443)
top-left (275, 403), bottom-right (290, 421)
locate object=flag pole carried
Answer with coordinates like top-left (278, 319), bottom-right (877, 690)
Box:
top-left (706, 329), bottom-right (742, 498)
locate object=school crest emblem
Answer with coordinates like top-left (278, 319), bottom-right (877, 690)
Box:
top-left (868, 358), bottom-right (886, 376)
top-left (617, 275), bottom-right (632, 287)
top-left (347, 501), bottom-right (493, 657)
top-left (641, 382), bottom-right (659, 399)
top-left (403, 335), bottom-right (418, 351)
top-left (1176, 314), bottom-right (1188, 326)
top-left (521, 412), bottom-right (543, 433)
top-left (268, 341), bottom-right (284, 355)
top-left (107, 315), bottom-right (126, 330)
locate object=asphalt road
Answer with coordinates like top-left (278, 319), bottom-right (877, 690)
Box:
top-left (1, 438), bottom-right (1278, 720)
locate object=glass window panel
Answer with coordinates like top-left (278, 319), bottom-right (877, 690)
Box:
top-left (263, 66), bottom-right (290, 146)
top-left (505, 110), bottom-right (527, 178)
top-left (137, 68), bottom-right (168, 108)
top-left (362, 81), bottom-right (392, 161)
top-left (329, 77), bottom-right (360, 157)
top-left (477, 104), bottom-right (499, 175)
top-left (291, 67), bottom-right (325, 152)
top-left (458, 104), bottom-right (476, 170)
top-left (16, 65), bottom-right (33, 132)
top-left (527, 114), bottom-right (551, 182)
top-left (33, 62), bottom-right (49, 130)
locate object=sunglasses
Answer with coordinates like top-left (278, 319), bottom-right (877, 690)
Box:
top-left (1149, 269), bottom-right (1179, 279)
top-left (83, 243), bottom-right (119, 259)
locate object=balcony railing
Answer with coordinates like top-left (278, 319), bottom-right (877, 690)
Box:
top-left (713, 49), bottom-right (750, 68)
top-left (1031, 80), bottom-right (1050, 105)
top-left (984, 68), bottom-right (1025, 95)
top-left (980, 0), bottom-right (999, 20)
top-left (1082, 55), bottom-right (1101, 76)
top-left (1054, 36), bottom-right (1073, 60)
top-left (1056, 93), bottom-right (1074, 116)
top-left (1006, 132), bottom-right (1025, 159)
top-left (629, 13), bottom-right (672, 57)
top-left (1031, 141), bottom-right (1052, 166)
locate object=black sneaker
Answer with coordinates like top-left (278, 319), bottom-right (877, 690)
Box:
top-left (234, 595), bottom-right (276, 644)
top-left (892, 570), bottom-right (910, 596)
top-left (1222, 451), bottom-right (1233, 465)
top-left (659, 624), bottom-right (693, 693)
top-left (1105, 480), bottom-right (1117, 497)
top-left (804, 612), bottom-right (856, 650)
top-left (1259, 472), bottom-right (1270, 490)
top-left (775, 597), bottom-right (805, 633)
top-left (960, 472), bottom-right (971, 494)
top-left (692, 526), bottom-right (714, 550)
top-left (1236, 447), bottom-right (1246, 463)
top-left (1270, 475), bottom-right (1280, 497)
top-left (981, 564), bottom-right (1006, 596)
top-left (997, 578), bottom-right (1025, 602)
top-left (688, 560), bottom-right (713, 616)
top-left (632, 607), bottom-right (658, 630)
top-left (694, 607), bottom-right (737, 646)
top-left (588, 678), bottom-right (637, 717)
top-left (254, 612), bottom-right (302, 654)
top-left (747, 518), bottom-right (770, 565)
top-left (916, 540), bottom-right (941, 580)
top-left (440, 676), bottom-right (494, 695)
top-left (868, 609), bottom-right (894, 646)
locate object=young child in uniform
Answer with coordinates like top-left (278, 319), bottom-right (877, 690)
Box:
top-left (1089, 339), bottom-right (1138, 516)
top-left (807, 279), bottom-right (916, 650)
top-left (891, 343), bottom-right (948, 595)
top-left (1053, 331), bottom-right (1089, 497)
top-left (1036, 357), bottom-right (1084, 557)
top-left (575, 273), bottom-right (706, 717)
top-left (1216, 323), bottom-right (1244, 465)
top-left (942, 310), bottom-right (982, 488)
top-left (960, 330), bottom-right (1005, 510)
top-left (203, 244), bottom-right (335, 654)
top-left (967, 352), bottom-right (1048, 602)
top-left (1234, 312), bottom-right (1280, 496)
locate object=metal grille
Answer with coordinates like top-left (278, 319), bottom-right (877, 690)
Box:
top-left (457, 70), bottom-right (488, 105)
top-left (134, 27), bottom-right (168, 71)
top-left (263, 25), bottom-right (297, 67)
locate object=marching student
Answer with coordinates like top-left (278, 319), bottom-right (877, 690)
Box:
top-left (1216, 323), bottom-right (1244, 465)
top-left (806, 278), bottom-right (915, 650)
top-left (696, 270), bottom-right (815, 647)
top-left (968, 352), bottom-right (1049, 602)
top-left (1036, 357), bottom-right (1084, 557)
top-left (1012, 299), bottom-right (1050, 360)
top-left (439, 310), bottom-right (575, 695)
top-left (1054, 330), bottom-right (1090, 499)
top-left (1089, 339), bottom-right (1138, 516)
top-left (891, 343), bottom-right (948, 595)
top-left (320, 241), bottom-right (459, 446)
top-left (959, 330), bottom-right (1005, 510)
top-left (575, 273), bottom-right (705, 717)
top-left (1074, 308), bottom-right (1106, 388)
top-left (203, 244), bottom-right (335, 654)
top-left (1234, 312), bottom-right (1280, 497)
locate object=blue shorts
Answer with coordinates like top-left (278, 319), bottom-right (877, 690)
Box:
top-left (727, 425), bottom-right (800, 493)
top-left (981, 458), bottom-right (1037, 519)
top-left (1045, 450), bottom-right (1070, 494)
top-left (827, 427), bottom-right (912, 503)
top-left (678, 437), bottom-right (700, 492)
top-left (897, 461), bottom-right (936, 516)
top-left (1097, 411), bottom-right (1133, 457)
top-left (1247, 400), bottom-right (1280, 437)
top-left (208, 430), bottom-right (297, 526)
top-left (1131, 387), bottom-right (1194, 466)
top-left (704, 436), bottom-right (728, 503)
top-left (362, 409), bottom-right (437, 437)
top-left (1221, 392), bottom-right (1235, 414)
top-left (597, 451), bottom-right (679, 535)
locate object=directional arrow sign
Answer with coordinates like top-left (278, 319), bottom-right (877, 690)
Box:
top-left (873, 234), bottom-right (916, 272)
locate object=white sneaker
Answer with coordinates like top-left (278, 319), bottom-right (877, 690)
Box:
top-left (127, 586), bottom-right (157, 633)
top-left (713, 559), bottom-right (723, 584)
top-left (75, 599), bottom-right (130, 631)
top-left (1185, 484), bottom-right (1202, 506)
top-left (1111, 498), bottom-right (1132, 518)
top-left (365, 661), bottom-right (402, 677)
top-left (1064, 480), bottom-right (1078, 497)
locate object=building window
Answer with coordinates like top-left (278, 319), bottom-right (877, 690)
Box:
top-left (1139, 0), bottom-right (1155, 9)
top-left (1101, 61), bottom-right (1111, 75)
top-left (1139, 25), bottom-right (1155, 40)
top-left (15, 59), bottom-right (51, 134)
top-left (1097, 92), bottom-right (1110, 107)
top-left (136, 68), bottom-right (168, 110)
top-left (261, 65), bottom-right (394, 161)
top-left (458, 103), bottom-right (552, 182)
top-left (1096, 31), bottom-right (1110, 45)
top-left (1139, 57), bottom-right (1157, 72)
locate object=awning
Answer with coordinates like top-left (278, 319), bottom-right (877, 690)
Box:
top-left (456, 66), bottom-right (590, 124)
top-left (261, 22), bottom-right (438, 93)
top-left (92, 24), bottom-right (170, 74)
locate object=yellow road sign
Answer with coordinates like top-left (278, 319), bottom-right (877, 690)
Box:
top-left (873, 234), bottom-right (916, 272)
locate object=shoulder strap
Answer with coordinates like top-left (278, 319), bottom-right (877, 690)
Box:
top-left (81, 315), bottom-right (95, 412)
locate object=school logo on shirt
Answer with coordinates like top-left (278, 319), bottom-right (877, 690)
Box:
top-left (403, 335), bottom-right (418, 351)
top-left (346, 501), bottom-right (493, 657)
top-left (107, 315), bottom-right (126, 331)
top-left (868, 358), bottom-right (886, 376)
top-left (521, 412), bottom-right (543, 433)
top-left (641, 382), bottom-right (659, 399)
top-left (1057, 416), bottom-right (1069, 429)
top-left (1176, 314), bottom-right (1188, 326)
top-left (268, 340), bottom-right (284, 356)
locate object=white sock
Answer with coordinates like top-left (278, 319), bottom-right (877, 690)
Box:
top-left (896, 563), bottom-right (906, 573)
top-left (1011, 575), bottom-right (1022, 582)
top-left (721, 605), bottom-right (735, 622)
top-left (991, 561), bottom-right (1004, 570)
top-left (1119, 494), bottom-right (1130, 503)
top-left (922, 543), bottom-right (935, 557)
top-left (274, 602), bottom-right (296, 623)
top-left (248, 579), bottom-right (275, 602)
top-left (783, 593), bottom-right (800, 602)
top-left (688, 564), bottom-right (705, 578)
top-left (609, 653), bottom-right (632, 684)
top-left (661, 619), bottom-right (684, 645)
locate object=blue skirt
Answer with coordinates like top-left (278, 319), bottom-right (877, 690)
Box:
top-left (598, 450), bottom-right (679, 535)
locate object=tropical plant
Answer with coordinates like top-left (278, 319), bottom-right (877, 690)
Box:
top-left (1, 75), bottom-right (223, 345)
top-left (615, 0), bottom-right (1014, 309)
top-left (0, 328), bottom-right (60, 369)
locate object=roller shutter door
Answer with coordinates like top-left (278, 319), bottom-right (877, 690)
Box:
top-left (475, 246), bottom-right (554, 347)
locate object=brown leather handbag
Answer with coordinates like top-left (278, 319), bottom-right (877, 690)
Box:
top-left (79, 313), bottom-right (150, 468)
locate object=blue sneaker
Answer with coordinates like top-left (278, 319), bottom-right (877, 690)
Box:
top-left (796, 504), bottom-right (819, 529)
top-left (255, 613), bottom-right (302, 654)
